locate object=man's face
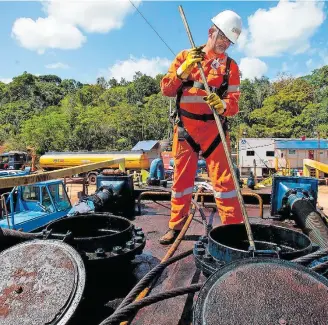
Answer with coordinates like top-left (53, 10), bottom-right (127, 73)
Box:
top-left (209, 27), bottom-right (232, 54)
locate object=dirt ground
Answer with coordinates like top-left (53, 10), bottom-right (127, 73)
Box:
top-left (318, 185), bottom-right (328, 215)
top-left (64, 183), bottom-right (96, 205)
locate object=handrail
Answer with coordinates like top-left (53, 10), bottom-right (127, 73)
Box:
top-left (137, 191), bottom-right (263, 218)
top-left (303, 159), bottom-right (328, 177)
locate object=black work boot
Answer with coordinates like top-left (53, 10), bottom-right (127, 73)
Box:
top-left (159, 229), bottom-right (181, 245)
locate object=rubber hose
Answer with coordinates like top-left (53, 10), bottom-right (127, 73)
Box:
top-left (99, 284), bottom-right (202, 325)
top-left (293, 249), bottom-right (328, 265)
top-left (0, 228), bottom-right (42, 240)
top-left (291, 199), bottom-right (328, 249)
top-left (117, 249), bottom-right (193, 310)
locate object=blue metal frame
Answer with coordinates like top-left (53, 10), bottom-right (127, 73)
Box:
top-left (0, 180), bottom-right (72, 232)
top-left (270, 175), bottom-right (318, 216)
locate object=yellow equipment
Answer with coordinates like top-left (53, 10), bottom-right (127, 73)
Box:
top-left (39, 151), bottom-right (150, 171)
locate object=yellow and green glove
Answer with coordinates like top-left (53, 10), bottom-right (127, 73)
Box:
top-left (177, 45), bottom-right (205, 79)
top-left (203, 93), bottom-right (226, 115)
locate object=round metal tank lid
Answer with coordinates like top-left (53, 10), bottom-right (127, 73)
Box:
top-left (0, 240), bottom-right (85, 325)
top-left (194, 257), bottom-right (328, 325)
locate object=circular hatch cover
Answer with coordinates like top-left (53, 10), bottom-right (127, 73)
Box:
top-left (194, 257), bottom-right (328, 325)
top-left (0, 240), bottom-right (85, 325)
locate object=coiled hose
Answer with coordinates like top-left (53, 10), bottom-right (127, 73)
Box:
top-left (291, 199), bottom-right (328, 249)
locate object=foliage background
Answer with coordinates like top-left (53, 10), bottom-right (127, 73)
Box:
top-left (0, 66), bottom-right (327, 154)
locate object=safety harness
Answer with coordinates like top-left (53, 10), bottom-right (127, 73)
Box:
top-left (172, 57), bottom-right (232, 159)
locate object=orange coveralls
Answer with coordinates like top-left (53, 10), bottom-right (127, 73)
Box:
top-left (161, 49), bottom-right (243, 230)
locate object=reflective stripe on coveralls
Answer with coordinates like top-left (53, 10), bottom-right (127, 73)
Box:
top-left (160, 50), bottom-right (243, 230)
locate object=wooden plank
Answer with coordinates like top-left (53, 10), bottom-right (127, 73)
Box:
top-left (0, 158), bottom-right (125, 189)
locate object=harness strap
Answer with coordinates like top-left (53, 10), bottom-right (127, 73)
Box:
top-left (173, 56), bottom-right (232, 155)
top-left (175, 86), bottom-right (201, 153)
top-left (202, 122), bottom-right (228, 159)
top-left (177, 126), bottom-right (201, 153)
top-left (179, 109), bottom-right (215, 121)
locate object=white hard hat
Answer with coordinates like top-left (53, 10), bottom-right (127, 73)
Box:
top-left (211, 10), bottom-right (242, 44)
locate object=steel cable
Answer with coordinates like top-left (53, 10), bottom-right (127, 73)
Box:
top-left (116, 249), bottom-right (193, 310)
top-left (0, 228), bottom-right (42, 240)
top-left (99, 284), bottom-right (202, 325)
top-left (293, 249), bottom-right (328, 265)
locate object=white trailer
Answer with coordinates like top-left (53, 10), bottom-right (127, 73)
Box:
top-left (238, 138), bottom-right (277, 178)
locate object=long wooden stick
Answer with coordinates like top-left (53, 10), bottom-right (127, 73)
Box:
top-left (0, 158), bottom-right (125, 189)
top-left (178, 5), bottom-right (256, 251)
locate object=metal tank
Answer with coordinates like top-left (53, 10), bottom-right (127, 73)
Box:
top-left (39, 151), bottom-right (150, 170)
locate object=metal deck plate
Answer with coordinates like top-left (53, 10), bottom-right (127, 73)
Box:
top-left (0, 240), bottom-right (85, 325)
top-left (194, 257), bottom-right (328, 325)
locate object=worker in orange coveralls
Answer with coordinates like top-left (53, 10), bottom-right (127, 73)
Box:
top-left (159, 10), bottom-right (244, 244)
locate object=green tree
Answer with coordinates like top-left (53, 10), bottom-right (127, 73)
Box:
top-left (19, 111), bottom-right (69, 153)
top-left (127, 72), bottom-right (159, 104)
top-left (96, 77), bottom-right (108, 89)
top-left (108, 78), bottom-right (119, 88)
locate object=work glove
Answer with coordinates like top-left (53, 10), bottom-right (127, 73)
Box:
top-left (203, 93), bottom-right (225, 115)
top-left (177, 45), bottom-right (205, 79)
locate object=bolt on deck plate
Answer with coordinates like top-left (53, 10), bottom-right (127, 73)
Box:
top-left (0, 240), bottom-right (85, 325)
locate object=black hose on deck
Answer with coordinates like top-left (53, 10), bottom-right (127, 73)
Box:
top-left (115, 249), bottom-right (193, 311)
top-left (291, 200), bottom-right (328, 249)
top-left (99, 284), bottom-right (202, 325)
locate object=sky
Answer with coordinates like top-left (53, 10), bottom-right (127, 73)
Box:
top-left (0, 0), bottom-right (327, 84)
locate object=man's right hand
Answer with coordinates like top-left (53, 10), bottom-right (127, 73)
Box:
top-left (177, 45), bottom-right (205, 79)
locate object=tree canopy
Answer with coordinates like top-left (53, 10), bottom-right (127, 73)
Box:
top-left (0, 66), bottom-right (327, 154)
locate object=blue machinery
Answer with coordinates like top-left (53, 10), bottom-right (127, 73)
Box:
top-left (0, 179), bottom-right (72, 232)
top-left (194, 175), bottom-right (328, 278)
top-left (270, 175), bottom-right (328, 248)
top-left (69, 172), bottom-right (135, 218)
top-left (146, 158), bottom-right (167, 186)
top-left (0, 171), bottom-right (135, 232)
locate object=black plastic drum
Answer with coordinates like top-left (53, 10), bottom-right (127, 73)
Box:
top-left (0, 240), bottom-right (85, 325)
top-left (194, 258), bottom-right (328, 325)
